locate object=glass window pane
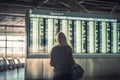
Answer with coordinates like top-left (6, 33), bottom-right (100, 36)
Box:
top-left (13, 42), bottom-right (23, 47)
top-left (0, 36), bottom-right (6, 40)
top-left (0, 41), bottom-right (5, 47)
top-left (7, 36), bottom-right (16, 40)
top-left (7, 48), bottom-right (13, 57)
top-left (13, 48), bottom-right (23, 57)
top-left (7, 41), bottom-right (13, 47)
top-left (0, 48), bottom-right (5, 57)
top-left (7, 27), bottom-right (25, 33)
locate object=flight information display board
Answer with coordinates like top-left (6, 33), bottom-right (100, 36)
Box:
top-left (26, 9), bottom-right (120, 54)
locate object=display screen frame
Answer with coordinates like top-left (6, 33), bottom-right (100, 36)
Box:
top-left (26, 9), bottom-right (120, 58)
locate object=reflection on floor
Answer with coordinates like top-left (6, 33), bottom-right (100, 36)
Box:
top-left (0, 68), bottom-right (24, 80)
top-left (1, 68), bottom-right (120, 80)
top-left (81, 77), bottom-right (120, 80)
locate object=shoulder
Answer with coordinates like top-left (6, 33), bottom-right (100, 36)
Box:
top-left (52, 45), bottom-right (59, 49)
top-left (66, 45), bottom-right (72, 49)
top-left (52, 45), bottom-right (72, 50)
top-left (51, 45), bottom-right (59, 52)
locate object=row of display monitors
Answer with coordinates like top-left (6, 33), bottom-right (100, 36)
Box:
top-left (27, 10), bottom-right (120, 54)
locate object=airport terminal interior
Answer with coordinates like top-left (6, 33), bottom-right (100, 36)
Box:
top-left (0, 0), bottom-right (120, 80)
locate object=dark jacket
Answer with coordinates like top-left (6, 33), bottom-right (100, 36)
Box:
top-left (50, 45), bottom-right (75, 74)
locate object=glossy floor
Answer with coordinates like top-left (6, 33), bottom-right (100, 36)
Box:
top-left (0, 68), bottom-right (24, 80)
top-left (0, 68), bottom-right (120, 80)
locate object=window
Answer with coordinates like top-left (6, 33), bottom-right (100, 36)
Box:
top-left (0, 26), bottom-right (25, 58)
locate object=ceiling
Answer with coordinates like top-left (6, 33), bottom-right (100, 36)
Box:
top-left (0, 0), bottom-right (120, 14)
top-left (0, 0), bottom-right (120, 27)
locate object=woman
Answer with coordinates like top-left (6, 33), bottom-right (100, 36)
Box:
top-left (50, 32), bottom-right (75, 80)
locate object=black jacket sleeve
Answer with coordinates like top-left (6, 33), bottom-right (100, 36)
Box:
top-left (69, 46), bottom-right (75, 67)
top-left (50, 47), bottom-right (55, 66)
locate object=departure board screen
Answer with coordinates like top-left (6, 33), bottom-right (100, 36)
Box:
top-left (27, 9), bottom-right (120, 54)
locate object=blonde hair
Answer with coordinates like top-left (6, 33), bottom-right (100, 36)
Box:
top-left (55, 32), bottom-right (68, 46)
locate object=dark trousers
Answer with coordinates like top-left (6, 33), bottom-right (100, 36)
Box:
top-left (53, 72), bottom-right (72, 80)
